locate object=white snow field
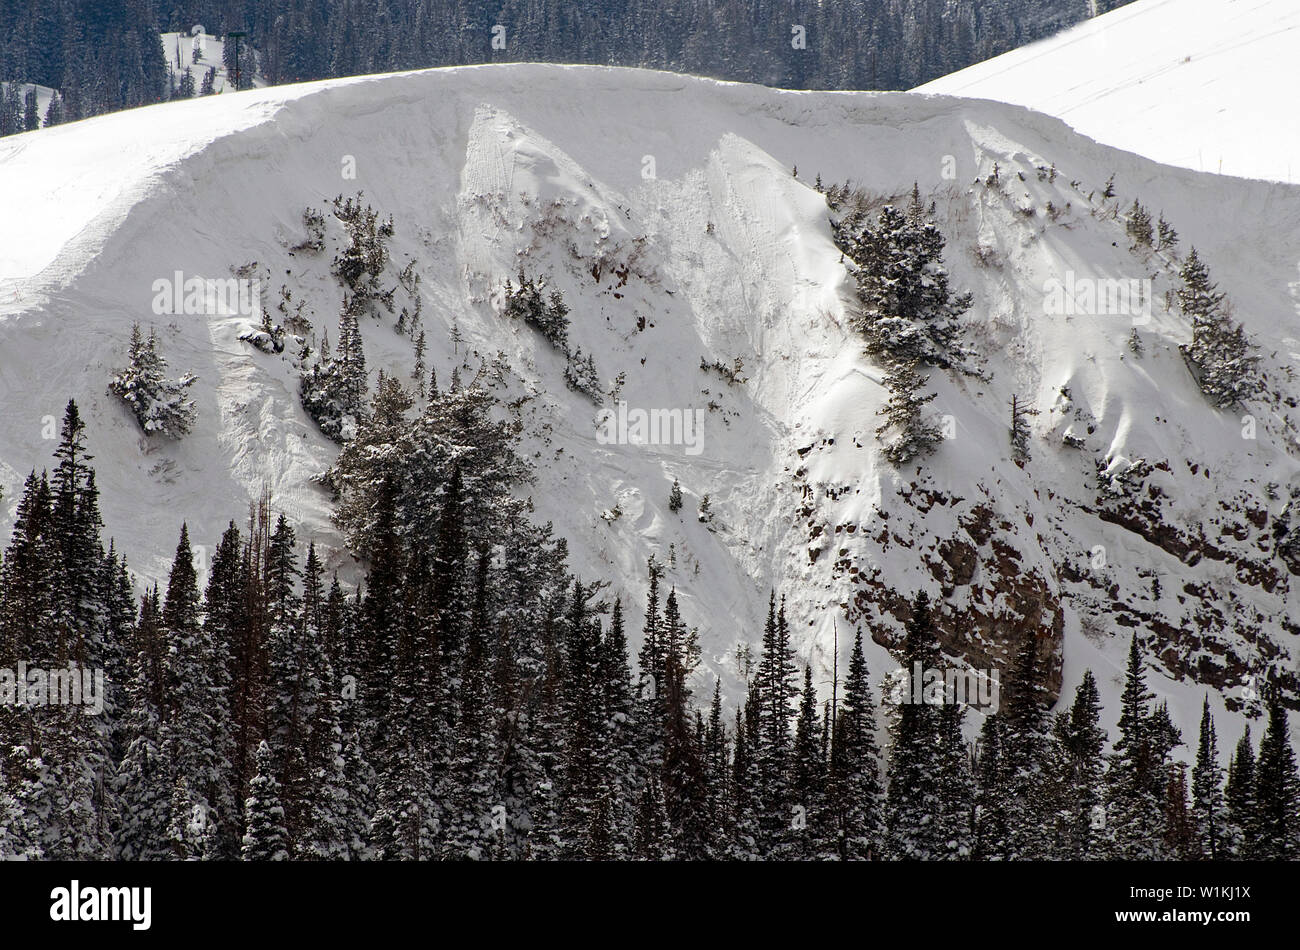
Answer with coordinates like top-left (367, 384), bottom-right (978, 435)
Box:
top-left (1, 63), bottom-right (1299, 752)
top-left (916, 0), bottom-right (1300, 183)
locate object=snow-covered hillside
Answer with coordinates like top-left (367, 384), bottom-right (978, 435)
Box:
top-left (916, 0), bottom-right (1300, 183)
top-left (1, 64), bottom-right (1299, 754)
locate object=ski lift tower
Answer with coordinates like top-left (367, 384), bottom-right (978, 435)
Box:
top-left (227, 29), bottom-right (248, 90)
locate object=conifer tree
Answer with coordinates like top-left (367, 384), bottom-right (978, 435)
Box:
top-left (1224, 727), bottom-right (1257, 859)
top-left (1105, 635), bottom-right (1169, 859)
top-left (751, 593), bottom-right (799, 856)
top-left (242, 741), bottom-right (290, 861)
top-left (1055, 671), bottom-right (1107, 859)
top-left (841, 194), bottom-right (972, 368)
top-left (828, 630), bottom-right (882, 859)
top-left (1253, 689), bottom-right (1299, 860)
top-left (885, 591), bottom-right (948, 859)
top-left (1156, 213), bottom-right (1178, 251)
top-left (790, 666), bottom-right (826, 857)
top-left (109, 324), bottom-right (197, 437)
top-left (1190, 697), bottom-right (1224, 860)
top-left (876, 360), bottom-right (944, 465)
top-left (1177, 248), bottom-right (1261, 408)
top-left (1001, 633), bottom-right (1052, 858)
top-left (973, 713), bottom-right (1011, 859)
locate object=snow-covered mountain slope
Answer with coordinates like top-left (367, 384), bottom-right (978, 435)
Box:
top-left (915, 0), bottom-right (1300, 183)
top-left (2, 64), bottom-right (1299, 752)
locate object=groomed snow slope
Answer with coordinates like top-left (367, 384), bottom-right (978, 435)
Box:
top-left (916, 0), bottom-right (1300, 183)
top-left (2, 64), bottom-right (1299, 753)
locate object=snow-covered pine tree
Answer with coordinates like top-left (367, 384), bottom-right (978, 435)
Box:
top-left (594, 597), bottom-right (638, 857)
top-left (790, 666), bottom-right (827, 858)
top-left (502, 271), bottom-right (570, 350)
top-left (1156, 212), bottom-right (1178, 251)
top-left (242, 741), bottom-right (290, 860)
top-left (1009, 394), bottom-right (1037, 464)
top-left (1190, 696), bottom-right (1225, 860)
top-left (1177, 248), bottom-right (1261, 408)
top-left (108, 324), bottom-right (197, 437)
top-left (659, 588), bottom-right (710, 858)
top-left (875, 360), bottom-right (944, 465)
top-left (934, 700), bottom-right (974, 860)
top-left (1104, 635), bottom-right (1172, 859)
top-left (564, 347), bottom-right (602, 401)
top-left (1253, 689), bottom-right (1300, 859)
top-left (158, 523), bottom-right (229, 855)
top-left (884, 591), bottom-right (949, 859)
top-left (197, 521), bottom-right (243, 858)
top-left (1125, 199), bottom-right (1153, 247)
top-left (1053, 670), bottom-right (1107, 859)
top-left (1000, 633), bottom-right (1053, 858)
top-left (828, 630), bottom-right (882, 860)
top-left (264, 515), bottom-right (313, 851)
top-left (750, 593), bottom-right (799, 857)
top-left (1163, 761), bottom-right (1193, 858)
top-left (1224, 727), bottom-right (1257, 858)
top-left (299, 302), bottom-right (370, 443)
top-left (839, 189), bottom-right (972, 369)
top-left (973, 713), bottom-right (1011, 859)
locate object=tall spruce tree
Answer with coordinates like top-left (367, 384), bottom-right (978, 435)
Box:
top-left (884, 591), bottom-right (949, 859)
top-left (1190, 697), bottom-right (1224, 860)
top-left (828, 630), bottom-right (882, 860)
top-left (1253, 689), bottom-right (1299, 860)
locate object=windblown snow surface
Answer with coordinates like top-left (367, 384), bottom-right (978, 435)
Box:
top-left (2, 64), bottom-right (1299, 753)
top-left (916, 0), bottom-right (1300, 183)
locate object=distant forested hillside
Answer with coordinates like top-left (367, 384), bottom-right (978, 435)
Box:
top-left (0, 0), bottom-right (1136, 130)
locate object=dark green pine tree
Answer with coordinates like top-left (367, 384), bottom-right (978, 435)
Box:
top-left (1253, 689), bottom-right (1300, 860)
top-left (158, 524), bottom-right (225, 857)
top-left (884, 591), bottom-right (948, 859)
top-left (1105, 635), bottom-right (1166, 859)
top-left (635, 555), bottom-right (665, 781)
top-left (729, 693), bottom-right (760, 859)
top-left (973, 713), bottom-right (1011, 860)
top-left (35, 401), bottom-right (115, 858)
top-left (114, 626), bottom-right (172, 860)
top-left (829, 630), bottom-right (882, 860)
top-left (597, 598), bottom-right (638, 856)
top-left (751, 592), bottom-right (799, 857)
top-left (703, 680), bottom-right (731, 853)
top-left (790, 666), bottom-right (826, 858)
top-left (660, 588), bottom-right (711, 858)
top-left (1054, 671), bottom-right (1107, 859)
top-left (1224, 727), bottom-right (1257, 859)
top-left (632, 776), bottom-right (668, 860)
top-left (1190, 696), bottom-right (1225, 860)
top-left (264, 515), bottom-right (312, 851)
top-left (558, 579), bottom-right (604, 857)
top-left (299, 544), bottom-right (359, 861)
top-left (242, 741), bottom-right (290, 861)
top-left (1178, 248), bottom-right (1260, 407)
top-left (443, 548), bottom-right (501, 859)
top-left (1001, 633), bottom-right (1052, 859)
